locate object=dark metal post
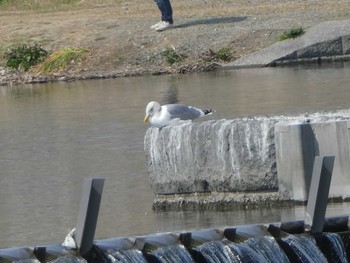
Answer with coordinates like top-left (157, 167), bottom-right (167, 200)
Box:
top-left (75, 178), bottom-right (104, 256)
top-left (304, 156), bottom-right (335, 234)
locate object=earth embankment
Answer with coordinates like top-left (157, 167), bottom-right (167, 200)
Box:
top-left (1, 1), bottom-right (350, 85)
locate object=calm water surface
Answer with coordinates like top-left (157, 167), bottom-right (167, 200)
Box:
top-left (1, 63), bottom-right (350, 248)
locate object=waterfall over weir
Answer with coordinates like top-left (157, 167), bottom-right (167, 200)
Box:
top-left (15, 217), bottom-right (350, 263)
top-left (2, 216), bottom-right (349, 262)
top-left (90, 220), bottom-right (350, 263)
top-left (144, 110), bottom-right (350, 210)
top-left (1, 172), bottom-right (350, 263)
top-left (144, 118), bottom-right (279, 194)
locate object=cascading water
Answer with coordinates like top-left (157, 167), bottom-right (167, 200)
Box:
top-left (233, 236), bottom-right (290, 263)
top-left (323, 233), bottom-right (349, 263)
top-left (146, 245), bottom-right (194, 263)
top-left (2, 225), bottom-right (350, 263)
top-left (144, 118), bottom-right (279, 195)
top-left (145, 112), bottom-right (350, 211)
top-left (314, 233), bottom-right (350, 263)
top-left (278, 235), bottom-right (328, 263)
top-left (94, 248), bottom-right (147, 263)
top-left (88, 231), bottom-right (349, 263)
top-left (229, 242), bottom-right (268, 263)
top-left (191, 237), bottom-right (290, 263)
top-left (192, 241), bottom-right (236, 263)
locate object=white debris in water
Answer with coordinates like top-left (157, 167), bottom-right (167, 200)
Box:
top-left (62, 228), bottom-right (77, 250)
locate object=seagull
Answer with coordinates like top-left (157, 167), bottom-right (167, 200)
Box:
top-left (144, 101), bottom-right (215, 128)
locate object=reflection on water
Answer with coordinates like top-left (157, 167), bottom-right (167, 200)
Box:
top-left (1, 63), bottom-right (350, 248)
top-left (161, 76), bottom-right (180, 104)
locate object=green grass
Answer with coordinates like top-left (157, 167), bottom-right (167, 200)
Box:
top-left (39, 47), bottom-right (89, 73)
top-left (162, 47), bottom-right (186, 65)
top-left (0, 0), bottom-right (76, 10)
top-left (5, 43), bottom-right (48, 71)
top-left (216, 47), bottom-right (232, 61)
top-left (279, 27), bottom-right (305, 41)
top-left (0, 0), bottom-right (9, 5)
top-left (0, 0), bottom-right (124, 11)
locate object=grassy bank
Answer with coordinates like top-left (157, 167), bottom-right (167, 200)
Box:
top-left (1, 0), bottom-right (349, 85)
top-left (0, 0), bottom-right (121, 11)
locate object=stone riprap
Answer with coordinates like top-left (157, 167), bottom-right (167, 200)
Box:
top-left (145, 118), bottom-right (278, 195)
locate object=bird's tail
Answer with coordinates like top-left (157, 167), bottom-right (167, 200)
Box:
top-left (203, 109), bottom-right (215, 116)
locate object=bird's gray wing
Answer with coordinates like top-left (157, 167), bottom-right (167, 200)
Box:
top-left (165, 104), bottom-right (202, 120)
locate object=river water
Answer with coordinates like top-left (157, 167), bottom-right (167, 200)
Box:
top-left (1, 63), bottom-right (350, 248)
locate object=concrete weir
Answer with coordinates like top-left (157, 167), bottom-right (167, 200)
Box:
top-left (144, 111), bottom-right (350, 211)
top-left (1, 163), bottom-right (347, 262)
top-left (2, 216), bottom-right (350, 262)
top-left (144, 118), bottom-right (278, 194)
top-left (0, 151), bottom-right (345, 262)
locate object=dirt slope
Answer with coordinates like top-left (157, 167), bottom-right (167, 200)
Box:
top-left (0, 0), bottom-right (349, 84)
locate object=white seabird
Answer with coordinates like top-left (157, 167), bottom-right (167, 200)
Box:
top-left (144, 101), bottom-right (215, 128)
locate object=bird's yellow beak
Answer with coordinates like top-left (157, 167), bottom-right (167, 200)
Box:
top-left (144, 115), bottom-right (149, 123)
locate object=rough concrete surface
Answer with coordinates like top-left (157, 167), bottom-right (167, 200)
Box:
top-left (145, 110), bottom-right (350, 210)
top-left (276, 120), bottom-right (350, 202)
top-left (225, 19), bottom-right (350, 68)
top-left (145, 118), bottom-right (278, 195)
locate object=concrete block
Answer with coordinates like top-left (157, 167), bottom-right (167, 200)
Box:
top-left (275, 120), bottom-right (350, 201)
top-left (275, 123), bottom-right (317, 200)
top-left (312, 121), bottom-right (350, 198)
top-left (146, 115), bottom-right (350, 202)
top-left (144, 119), bottom-right (278, 195)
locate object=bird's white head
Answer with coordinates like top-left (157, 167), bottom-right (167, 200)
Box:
top-left (144, 101), bottom-right (161, 123)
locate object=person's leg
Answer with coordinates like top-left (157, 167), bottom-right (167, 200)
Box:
top-left (154, 0), bottom-right (173, 24)
top-left (162, 0), bottom-right (173, 24)
top-left (151, 0), bottom-right (163, 28)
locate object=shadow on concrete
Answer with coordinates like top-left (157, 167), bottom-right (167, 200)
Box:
top-left (173, 16), bottom-right (247, 29)
top-left (301, 124), bottom-right (320, 198)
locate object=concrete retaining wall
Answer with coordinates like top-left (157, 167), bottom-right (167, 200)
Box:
top-left (144, 112), bottom-right (350, 208)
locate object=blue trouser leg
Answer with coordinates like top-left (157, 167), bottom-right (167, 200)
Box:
top-left (154, 0), bottom-right (173, 24)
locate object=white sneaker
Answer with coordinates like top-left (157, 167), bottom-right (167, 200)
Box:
top-left (151, 21), bottom-right (162, 29)
top-left (155, 21), bottom-right (173, 31)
